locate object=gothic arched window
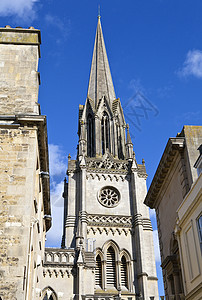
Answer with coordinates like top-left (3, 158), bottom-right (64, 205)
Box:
top-left (120, 255), bottom-right (128, 288)
top-left (106, 246), bottom-right (116, 288)
top-left (101, 112), bottom-right (110, 155)
top-left (95, 254), bottom-right (102, 288)
top-left (87, 113), bottom-right (95, 157)
top-left (116, 123), bottom-right (123, 159)
top-left (42, 287), bottom-right (57, 300)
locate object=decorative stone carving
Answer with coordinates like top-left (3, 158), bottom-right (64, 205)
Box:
top-left (43, 268), bottom-right (71, 278)
top-left (86, 156), bottom-right (129, 174)
top-left (86, 173), bottom-right (129, 181)
top-left (98, 186), bottom-right (120, 208)
top-left (87, 226), bottom-right (131, 236)
top-left (87, 214), bottom-right (132, 227)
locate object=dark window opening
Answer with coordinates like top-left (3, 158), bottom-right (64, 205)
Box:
top-left (101, 112), bottom-right (110, 155)
top-left (120, 255), bottom-right (128, 288)
top-left (106, 246), bottom-right (116, 287)
top-left (95, 254), bottom-right (102, 288)
top-left (87, 114), bottom-right (95, 157)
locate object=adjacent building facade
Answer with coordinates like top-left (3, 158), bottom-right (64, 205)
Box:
top-left (145, 126), bottom-right (202, 300)
top-left (0, 27), bottom-right (51, 299)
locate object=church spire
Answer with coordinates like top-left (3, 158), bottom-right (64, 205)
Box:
top-left (87, 16), bottom-right (116, 108)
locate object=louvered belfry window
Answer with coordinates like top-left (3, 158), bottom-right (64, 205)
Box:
top-left (95, 255), bottom-right (102, 287)
top-left (106, 246), bottom-right (116, 287)
top-left (120, 256), bottom-right (128, 288)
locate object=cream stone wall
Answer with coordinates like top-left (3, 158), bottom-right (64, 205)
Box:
top-left (0, 28), bottom-right (41, 116)
top-left (0, 27), bottom-right (50, 300)
top-left (176, 174), bottom-right (202, 300)
top-left (0, 126), bottom-right (45, 299)
top-left (85, 175), bottom-right (131, 216)
top-left (157, 154), bottom-right (184, 261)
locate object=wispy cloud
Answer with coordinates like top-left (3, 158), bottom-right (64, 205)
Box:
top-left (149, 208), bottom-right (156, 218)
top-left (0, 0), bottom-right (38, 21)
top-left (49, 144), bottom-right (66, 177)
top-left (153, 230), bottom-right (161, 262)
top-left (46, 180), bottom-right (64, 247)
top-left (128, 78), bottom-right (146, 94)
top-left (50, 180), bottom-right (64, 207)
top-left (46, 144), bottom-right (67, 247)
top-left (45, 13), bottom-right (71, 44)
top-left (178, 49), bottom-right (202, 79)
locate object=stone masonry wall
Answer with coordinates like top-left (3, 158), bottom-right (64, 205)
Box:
top-left (0, 27), bottom-right (40, 115)
top-left (0, 126), bottom-right (39, 299)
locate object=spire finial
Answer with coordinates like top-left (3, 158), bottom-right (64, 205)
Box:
top-left (98, 5), bottom-right (101, 19)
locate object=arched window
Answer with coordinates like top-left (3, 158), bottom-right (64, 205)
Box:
top-left (106, 246), bottom-right (116, 287)
top-left (116, 123), bottom-right (123, 159)
top-left (87, 114), bottom-right (95, 157)
top-left (42, 287), bottom-right (57, 300)
top-left (101, 112), bottom-right (110, 155)
top-left (95, 254), bottom-right (102, 287)
top-left (120, 255), bottom-right (128, 288)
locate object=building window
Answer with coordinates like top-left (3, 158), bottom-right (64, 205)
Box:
top-left (95, 254), bottom-right (102, 288)
top-left (42, 287), bottom-right (57, 300)
top-left (98, 186), bottom-right (120, 208)
top-left (87, 114), bottom-right (95, 157)
top-left (101, 112), bottom-right (110, 155)
top-left (197, 215), bottom-right (202, 253)
top-left (95, 243), bottom-right (131, 292)
top-left (116, 123), bottom-right (123, 159)
top-left (120, 255), bottom-right (128, 288)
top-left (106, 246), bottom-right (116, 287)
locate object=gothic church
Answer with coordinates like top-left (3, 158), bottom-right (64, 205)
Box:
top-left (0, 16), bottom-right (158, 300)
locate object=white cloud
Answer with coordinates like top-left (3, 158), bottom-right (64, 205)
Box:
top-left (149, 208), bottom-right (156, 218)
top-left (128, 78), bottom-right (145, 94)
top-left (46, 180), bottom-right (64, 247)
top-left (153, 230), bottom-right (161, 263)
top-left (0, 0), bottom-right (38, 20)
top-left (45, 14), bottom-right (71, 44)
top-left (50, 180), bottom-right (64, 208)
top-left (46, 206), bottom-right (63, 247)
top-left (46, 144), bottom-right (67, 247)
top-left (49, 144), bottom-right (66, 177)
top-left (178, 49), bottom-right (202, 79)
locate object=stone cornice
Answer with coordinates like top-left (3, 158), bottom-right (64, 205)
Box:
top-left (144, 137), bottom-right (185, 209)
top-left (0, 26), bottom-right (41, 57)
top-left (0, 114), bottom-right (51, 230)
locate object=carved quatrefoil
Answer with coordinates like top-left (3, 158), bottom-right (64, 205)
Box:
top-left (98, 186), bottom-right (120, 208)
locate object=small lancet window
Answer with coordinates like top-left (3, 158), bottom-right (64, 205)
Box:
top-left (106, 246), bottom-right (116, 287)
top-left (116, 123), bottom-right (123, 159)
top-left (101, 112), bottom-right (110, 155)
top-left (42, 287), bottom-right (57, 300)
top-left (120, 255), bottom-right (128, 288)
top-left (87, 113), bottom-right (95, 157)
top-left (95, 254), bottom-right (102, 288)
top-left (43, 294), bottom-right (55, 300)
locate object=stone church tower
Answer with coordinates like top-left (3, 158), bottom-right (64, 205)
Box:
top-left (55, 16), bottom-right (159, 300)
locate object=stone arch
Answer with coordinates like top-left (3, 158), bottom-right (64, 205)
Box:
top-left (119, 249), bottom-right (132, 290)
top-left (42, 286), bottom-right (57, 300)
top-left (95, 248), bottom-right (104, 261)
top-left (102, 239), bottom-right (120, 261)
top-left (120, 248), bottom-right (131, 263)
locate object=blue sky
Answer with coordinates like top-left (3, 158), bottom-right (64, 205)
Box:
top-left (1, 0), bottom-right (202, 297)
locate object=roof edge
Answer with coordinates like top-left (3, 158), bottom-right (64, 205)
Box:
top-left (144, 137), bottom-right (185, 208)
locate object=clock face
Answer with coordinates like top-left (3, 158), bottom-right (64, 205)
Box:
top-left (98, 186), bottom-right (120, 208)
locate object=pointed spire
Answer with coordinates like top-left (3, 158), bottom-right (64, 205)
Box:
top-left (126, 124), bottom-right (133, 145)
top-left (87, 16), bottom-right (116, 107)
